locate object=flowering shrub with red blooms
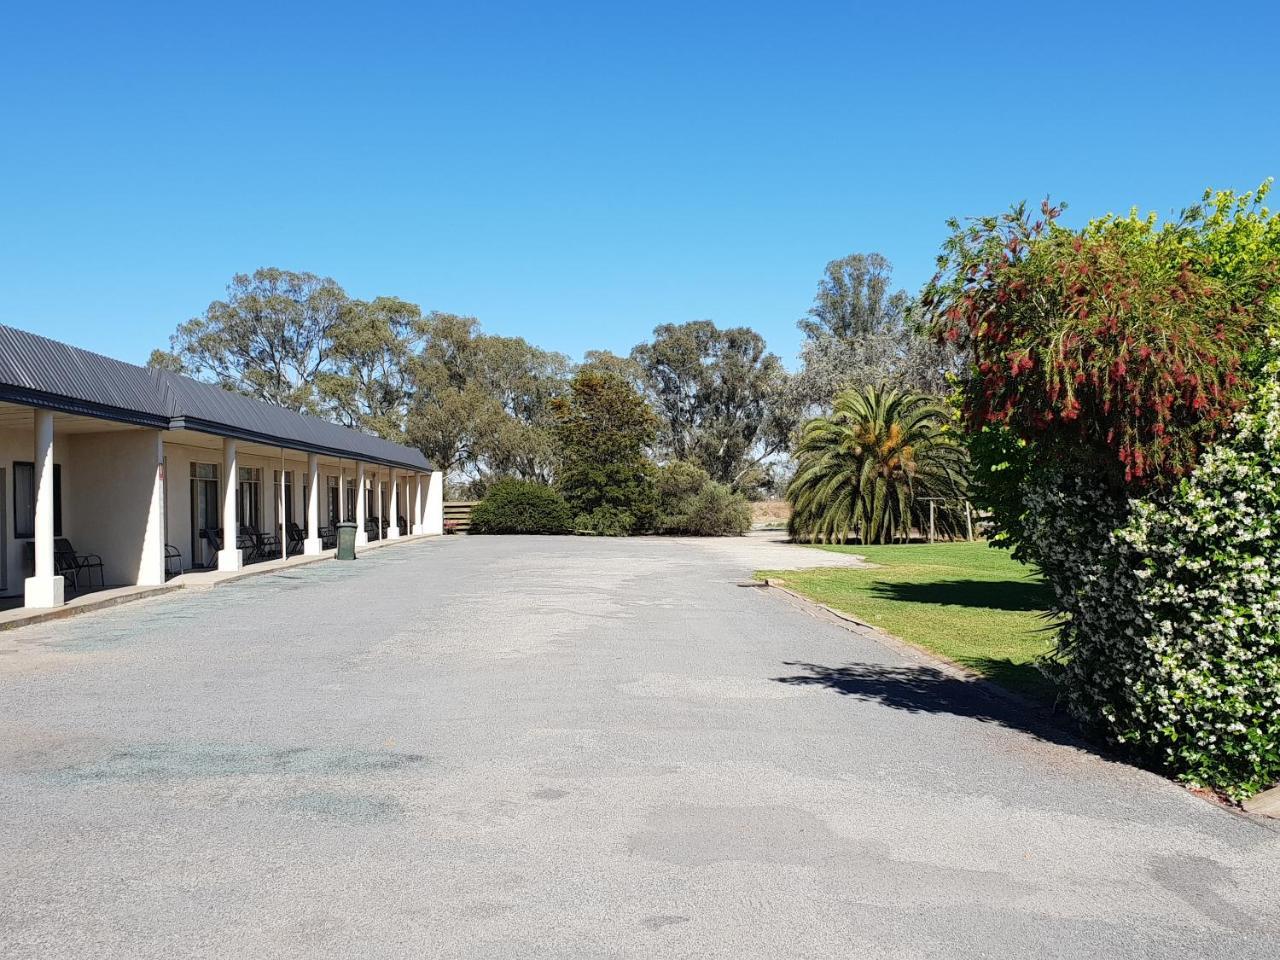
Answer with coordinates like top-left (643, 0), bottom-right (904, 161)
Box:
top-left (923, 198), bottom-right (1278, 489)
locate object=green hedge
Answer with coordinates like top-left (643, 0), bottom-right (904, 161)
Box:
top-left (1039, 360), bottom-right (1280, 799)
top-left (469, 479), bottom-right (571, 535)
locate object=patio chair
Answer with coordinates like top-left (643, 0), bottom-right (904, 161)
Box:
top-left (320, 525), bottom-right (336, 549)
top-left (239, 525), bottom-right (280, 563)
top-left (22, 541), bottom-right (84, 594)
top-left (364, 519), bottom-right (381, 542)
top-left (55, 538), bottom-right (104, 590)
top-left (286, 523), bottom-right (306, 556)
top-left (164, 544), bottom-right (183, 579)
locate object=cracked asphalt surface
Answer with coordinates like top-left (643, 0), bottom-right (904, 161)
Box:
top-left (1, 535), bottom-right (1277, 958)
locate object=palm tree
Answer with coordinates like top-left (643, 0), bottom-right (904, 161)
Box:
top-left (787, 385), bottom-right (968, 544)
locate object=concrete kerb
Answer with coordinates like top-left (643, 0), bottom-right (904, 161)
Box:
top-left (1243, 784), bottom-right (1280, 818)
top-left (757, 575), bottom-right (1280, 825)
top-left (757, 577), bottom-right (1045, 711)
top-left (0, 584), bottom-right (183, 632)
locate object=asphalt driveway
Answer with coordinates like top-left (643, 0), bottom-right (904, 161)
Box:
top-left (1, 535), bottom-right (1277, 958)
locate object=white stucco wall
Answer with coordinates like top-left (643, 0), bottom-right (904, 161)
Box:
top-left (66, 429), bottom-right (165, 587)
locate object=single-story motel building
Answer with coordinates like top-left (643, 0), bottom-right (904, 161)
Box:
top-left (0, 323), bottom-right (442, 610)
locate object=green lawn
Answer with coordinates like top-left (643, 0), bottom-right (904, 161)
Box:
top-left (757, 542), bottom-right (1058, 702)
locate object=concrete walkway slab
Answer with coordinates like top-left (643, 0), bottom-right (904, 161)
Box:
top-left (0, 534), bottom-right (439, 631)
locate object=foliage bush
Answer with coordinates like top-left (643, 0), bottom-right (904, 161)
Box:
top-left (573, 505), bottom-right (637, 537)
top-left (1041, 363), bottom-right (1280, 798)
top-left (553, 369), bottom-right (658, 535)
top-left (655, 462), bottom-right (751, 536)
top-left (926, 189), bottom-right (1278, 490)
top-left (787, 385), bottom-right (968, 544)
top-left (936, 184), bottom-right (1280, 798)
top-left (676, 482), bottom-right (752, 537)
top-left (469, 478), bottom-right (571, 535)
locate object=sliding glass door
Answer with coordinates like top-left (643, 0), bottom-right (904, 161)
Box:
top-left (189, 463), bottom-right (219, 568)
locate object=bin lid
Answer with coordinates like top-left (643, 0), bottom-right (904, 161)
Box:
top-left (336, 521), bottom-right (358, 528)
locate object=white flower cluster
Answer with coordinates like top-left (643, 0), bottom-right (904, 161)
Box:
top-left (1033, 351), bottom-right (1280, 799)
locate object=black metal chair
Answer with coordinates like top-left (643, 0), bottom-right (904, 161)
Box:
top-left (22, 541), bottom-right (87, 594)
top-left (164, 544), bottom-right (183, 579)
top-left (239, 524), bottom-right (280, 563)
top-left (55, 538), bottom-right (104, 590)
top-left (364, 518), bottom-right (381, 542)
top-left (200, 527), bottom-right (224, 563)
top-left (286, 523), bottom-right (306, 556)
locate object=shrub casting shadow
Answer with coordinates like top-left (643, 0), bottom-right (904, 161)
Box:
top-left (867, 578), bottom-right (1051, 612)
top-left (773, 660), bottom-right (1086, 750)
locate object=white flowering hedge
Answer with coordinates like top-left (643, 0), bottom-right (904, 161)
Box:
top-left (1031, 363), bottom-right (1280, 799)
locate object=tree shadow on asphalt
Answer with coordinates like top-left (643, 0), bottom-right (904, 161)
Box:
top-left (773, 660), bottom-right (1088, 750)
top-left (866, 578), bottom-right (1051, 613)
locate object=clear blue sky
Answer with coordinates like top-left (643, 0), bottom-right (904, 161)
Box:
top-left (2, 1), bottom-right (1276, 369)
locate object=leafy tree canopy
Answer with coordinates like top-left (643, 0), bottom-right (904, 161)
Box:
top-left (792, 253), bottom-right (961, 412)
top-left (552, 368), bottom-right (658, 534)
top-left (631, 320), bottom-right (794, 491)
top-left (156, 267), bottom-right (345, 412)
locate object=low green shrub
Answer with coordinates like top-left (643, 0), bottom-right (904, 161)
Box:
top-left (469, 479), bottom-right (571, 535)
top-left (656, 461), bottom-right (752, 536)
top-left (573, 505), bottom-right (636, 537)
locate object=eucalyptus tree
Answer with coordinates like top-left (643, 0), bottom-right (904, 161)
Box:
top-left (319, 296), bottom-right (427, 438)
top-left (792, 253), bottom-right (962, 412)
top-left (630, 320), bottom-right (794, 491)
top-left (154, 267), bottom-right (345, 412)
top-left (404, 313), bottom-right (570, 492)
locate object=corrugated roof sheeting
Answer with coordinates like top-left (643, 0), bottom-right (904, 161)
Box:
top-left (0, 324), bottom-right (171, 422)
top-left (161, 374), bottom-right (431, 469)
top-left (0, 324), bottom-right (433, 472)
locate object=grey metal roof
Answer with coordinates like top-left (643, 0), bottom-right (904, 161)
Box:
top-left (0, 324), bottom-right (433, 472)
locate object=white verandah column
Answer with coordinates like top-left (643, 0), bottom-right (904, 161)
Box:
top-left (218, 437), bottom-right (241, 571)
top-left (279, 448), bottom-right (288, 561)
top-left (355, 462), bottom-right (369, 546)
top-left (388, 468), bottom-right (401, 538)
top-left (304, 453), bottom-right (322, 555)
top-left (137, 430), bottom-right (167, 585)
top-left (412, 473), bottom-right (424, 534)
top-left (24, 408), bottom-right (64, 608)
top-left (425, 470), bottom-right (444, 536)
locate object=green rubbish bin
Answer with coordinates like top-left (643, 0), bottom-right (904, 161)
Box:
top-left (336, 521), bottom-right (358, 560)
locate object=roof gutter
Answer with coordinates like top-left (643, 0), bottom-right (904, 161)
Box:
top-left (0, 385), bottom-right (171, 430)
top-left (168, 416), bottom-right (434, 473)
